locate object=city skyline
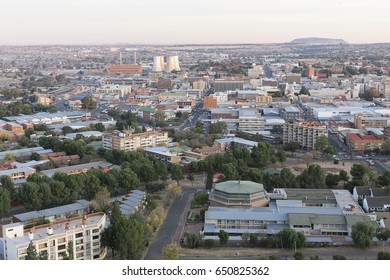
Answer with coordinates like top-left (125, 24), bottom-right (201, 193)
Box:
top-left (1, 0), bottom-right (390, 45)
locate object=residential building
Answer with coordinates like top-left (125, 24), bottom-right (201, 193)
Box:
top-left (346, 133), bottom-right (384, 153)
top-left (385, 77), bottom-right (390, 97)
top-left (41, 161), bottom-right (112, 178)
top-left (144, 147), bottom-right (180, 163)
top-left (0, 167), bottom-right (35, 181)
top-left (362, 197), bottom-right (390, 213)
top-left (283, 121), bottom-right (328, 150)
top-left (102, 130), bottom-right (168, 152)
top-left (353, 113), bottom-right (388, 129)
top-left (2, 213), bottom-right (106, 260)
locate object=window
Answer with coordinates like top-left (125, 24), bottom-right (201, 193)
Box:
top-left (75, 233), bottom-right (83, 238)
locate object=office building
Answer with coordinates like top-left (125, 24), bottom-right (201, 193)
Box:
top-left (283, 121), bottom-right (328, 150)
top-left (345, 133), bottom-right (384, 153)
top-left (102, 130), bottom-right (168, 151)
top-left (353, 113), bottom-right (388, 129)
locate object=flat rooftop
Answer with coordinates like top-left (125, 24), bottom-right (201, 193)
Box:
top-left (284, 189), bottom-right (337, 206)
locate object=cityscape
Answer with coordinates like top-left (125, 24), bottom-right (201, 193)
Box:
top-left (0, 1), bottom-right (390, 262)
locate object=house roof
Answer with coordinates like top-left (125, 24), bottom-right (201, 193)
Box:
top-left (365, 197), bottom-right (390, 208)
top-left (354, 186), bottom-right (371, 196)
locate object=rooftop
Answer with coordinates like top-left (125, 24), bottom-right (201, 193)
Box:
top-left (214, 180), bottom-right (264, 194)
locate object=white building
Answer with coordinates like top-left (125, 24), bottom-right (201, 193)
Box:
top-left (283, 121), bottom-right (328, 150)
top-left (1, 213), bottom-right (106, 260)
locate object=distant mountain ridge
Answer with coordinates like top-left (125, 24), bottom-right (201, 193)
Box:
top-left (290, 37), bottom-right (348, 45)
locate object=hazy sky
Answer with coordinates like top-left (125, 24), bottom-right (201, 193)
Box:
top-left (1, 0), bottom-right (389, 45)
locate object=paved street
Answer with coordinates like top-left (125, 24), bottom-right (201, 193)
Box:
top-left (143, 186), bottom-right (197, 260)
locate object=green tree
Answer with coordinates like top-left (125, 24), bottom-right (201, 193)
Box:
top-left (63, 241), bottom-right (74, 260)
top-left (162, 243), bottom-right (180, 260)
top-left (187, 174), bottom-right (195, 187)
top-left (350, 164), bottom-right (373, 186)
top-left (218, 230), bottom-right (229, 246)
top-left (293, 251), bottom-right (305, 260)
top-left (283, 141), bottom-right (300, 156)
top-left (4, 153), bottom-right (15, 161)
top-left (339, 170), bottom-right (349, 182)
top-left (323, 146), bottom-right (337, 159)
top-left (241, 232), bottom-right (250, 247)
top-left (314, 135), bottom-right (328, 153)
top-left (279, 228), bottom-right (306, 250)
top-left (94, 122), bottom-right (105, 132)
top-left (169, 164), bottom-right (184, 183)
top-left (299, 86), bottom-right (310, 96)
top-left (25, 128), bottom-right (36, 138)
top-left (1, 175), bottom-right (15, 200)
top-left (204, 239), bottom-right (215, 249)
top-left (378, 252), bottom-right (390, 260)
top-left (208, 122), bottom-right (227, 134)
top-left (62, 126), bottom-right (74, 135)
top-left (81, 96), bottom-right (97, 110)
top-left (249, 233), bottom-right (258, 247)
top-left (30, 152), bottom-right (41, 161)
top-left (325, 173), bottom-right (340, 187)
top-left (297, 164), bottom-right (326, 189)
top-left (0, 187), bottom-right (11, 216)
top-left (351, 222), bottom-right (375, 249)
top-left (332, 255), bottom-right (347, 260)
top-left (25, 241), bottom-right (39, 260)
top-left (185, 232), bottom-right (202, 249)
top-left (89, 187), bottom-right (111, 213)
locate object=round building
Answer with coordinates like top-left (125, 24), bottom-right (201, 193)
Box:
top-left (209, 180), bottom-right (269, 207)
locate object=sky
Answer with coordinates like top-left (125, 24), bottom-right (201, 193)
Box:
top-left (0, 0), bottom-right (389, 45)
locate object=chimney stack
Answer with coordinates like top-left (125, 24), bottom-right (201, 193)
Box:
top-left (47, 227), bottom-right (53, 235)
top-left (82, 216), bottom-right (88, 226)
top-left (65, 223), bottom-right (70, 230)
top-left (134, 50), bottom-right (137, 65)
top-left (28, 230), bottom-right (34, 240)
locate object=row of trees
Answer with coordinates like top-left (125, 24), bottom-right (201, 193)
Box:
top-left (0, 100), bottom-right (57, 118)
top-left (39, 137), bottom-right (96, 157)
top-left (104, 149), bottom-right (183, 183)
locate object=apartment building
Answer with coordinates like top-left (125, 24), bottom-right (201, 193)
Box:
top-left (0, 167), bottom-right (35, 181)
top-left (283, 121), bottom-right (328, 150)
top-left (2, 213), bottom-right (106, 260)
top-left (345, 133), bottom-right (384, 153)
top-left (102, 130), bottom-right (168, 151)
top-left (353, 113), bottom-right (388, 129)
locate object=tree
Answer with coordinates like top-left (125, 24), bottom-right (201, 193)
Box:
top-left (350, 164), bottom-right (373, 186)
top-left (283, 141), bottom-right (300, 156)
top-left (204, 239), bottom-right (215, 249)
top-left (376, 228), bottom-right (390, 252)
top-left (299, 86), bottom-right (310, 96)
top-left (249, 233), bottom-right (258, 247)
top-left (325, 173), bottom-right (340, 187)
top-left (89, 187), bottom-right (111, 213)
top-left (187, 174), bottom-right (195, 187)
top-left (63, 241), bottom-right (74, 260)
top-left (302, 152), bottom-right (314, 167)
top-left (332, 255), bottom-right (347, 260)
top-left (351, 221), bottom-right (375, 249)
top-left (81, 96), bottom-right (97, 110)
top-left (205, 166), bottom-right (214, 190)
top-left (185, 232), bottom-right (202, 248)
top-left (314, 135), bottom-right (328, 153)
top-left (323, 146), bottom-right (337, 159)
top-left (169, 164), bottom-right (183, 183)
top-left (377, 171), bottom-right (390, 187)
top-left (0, 187), bottom-right (11, 216)
top-left (30, 152), bottom-right (41, 161)
top-left (377, 252), bottom-right (390, 260)
top-left (279, 228), bottom-right (306, 250)
top-left (339, 170), bottom-right (349, 182)
top-left (208, 122), bottom-right (227, 135)
top-left (94, 122), bottom-right (105, 132)
top-left (62, 126), bottom-right (74, 135)
top-left (297, 164), bottom-right (326, 189)
top-left (293, 251), bottom-right (305, 260)
top-left (218, 230), bottom-right (229, 246)
top-left (25, 241), bottom-right (39, 260)
top-left (4, 153), bottom-right (15, 161)
top-left (241, 232), bottom-right (250, 247)
top-left (1, 175), bottom-right (15, 200)
top-left (25, 128), bottom-right (36, 138)
top-left (162, 243), bottom-right (180, 260)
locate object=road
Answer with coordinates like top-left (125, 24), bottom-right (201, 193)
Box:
top-left (143, 187), bottom-right (197, 260)
top-left (178, 100), bottom-right (204, 131)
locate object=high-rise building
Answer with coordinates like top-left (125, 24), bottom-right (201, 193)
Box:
top-left (283, 121), bottom-right (328, 150)
top-left (2, 213), bottom-right (106, 260)
top-left (102, 130), bottom-right (169, 151)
